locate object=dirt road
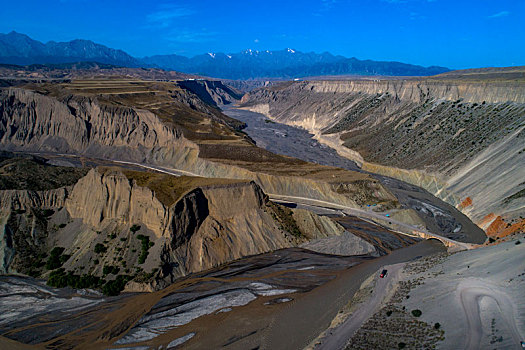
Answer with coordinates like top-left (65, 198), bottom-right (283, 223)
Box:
top-left (316, 263), bottom-right (405, 350)
top-left (458, 279), bottom-right (524, 350)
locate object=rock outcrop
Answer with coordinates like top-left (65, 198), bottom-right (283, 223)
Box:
top-left (1, 168), bottom-right (365, 289)
top-left (178, 79), bottom-right (243, 106)
top-left (240, 79), bottom-right (525, 231)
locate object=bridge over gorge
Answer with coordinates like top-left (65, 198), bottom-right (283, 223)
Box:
top-left (268, 194), bottom-right (477, 252)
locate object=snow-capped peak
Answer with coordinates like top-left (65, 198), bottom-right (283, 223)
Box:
top-left (286, 48), bottom-right (296, 53)
top-left (208, 52), bottom-right (216, 58)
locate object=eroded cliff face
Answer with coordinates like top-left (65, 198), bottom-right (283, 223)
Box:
top-left (241, 80), bottom-right (525, 232)
top-left (0, 168), bottom-right (358, 289)
top-left (0, 87), bottom-right (193, 161)
top-left (178, 80), bottom-right (243, 106)
top-left (0, 86), bottom-right (398, 212)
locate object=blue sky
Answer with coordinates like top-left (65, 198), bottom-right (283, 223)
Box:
top-left (0, 0), bottom-right (523, 69)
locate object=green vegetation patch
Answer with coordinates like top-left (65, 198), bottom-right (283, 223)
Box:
top-left (102, 275), bottom-right (132, 296)
top-left (45, 247), bottom-right (70, 270)
top-left (94, 243), bottom-right (107, 254)
top-left (411, 309), bottom-right (423, 317)
top-left (103, 265), bottom-right (121, 275)
top-left (47, 268), bottom-right (103, 290)
top-left (136, 234), bottom-right (154, 264)
top-left (0, 154), bottom-right (88, 191)
top-left (268, 202), bottom-right (303, 238)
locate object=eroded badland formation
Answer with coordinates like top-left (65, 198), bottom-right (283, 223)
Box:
top-left (0, 62), bottom-right (523, 349)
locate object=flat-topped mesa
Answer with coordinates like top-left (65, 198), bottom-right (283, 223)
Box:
top-left (240, 77), bottom-right (525, 234)
top-left (291, 80), bottom-right (525, 104)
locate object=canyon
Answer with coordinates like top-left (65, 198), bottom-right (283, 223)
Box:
top-left (0, 64), bottom-right (523, 349)
top-left (240, 70), bottom-right (525, 238)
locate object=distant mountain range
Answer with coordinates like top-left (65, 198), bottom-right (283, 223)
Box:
top-left (0, 31), bottom-right (450, 79)
top-left (0, 31), bottom-right (140, 67)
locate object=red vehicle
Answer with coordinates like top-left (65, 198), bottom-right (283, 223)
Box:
top-left (380, 269), bottom-right (388, 278)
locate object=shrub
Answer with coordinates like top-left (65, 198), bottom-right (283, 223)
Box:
top-left (58, 223), bottom-right (67, 228)
top-left (516, 240), bottom-right (521, 245)
top-left (47, 268), bottom-right (102, 290)
top-left (411, 309), bottom-right (422, 317)
top-left (130, 224), bottom-right (141, 233)
top-left (94, 243), bottom-right (107, 254)
top-left (42, 209), bottom-right (55, 217)
top-left (136, 234), bottom-right (152, 264)
top-left (398, 342), bottom-right (406, 349)
top-left (46, 247), bottom-right (66, 270)
top-left (103, 266), bottom-right (120, 275)
top-left (102, 275), bottom-right (131, 296)
top-left (434, 322), bottom-right (441, 329)
top-left (47, 268), bottom-right (68, 287)
top-left (386, 310), bottom-right (392, 317)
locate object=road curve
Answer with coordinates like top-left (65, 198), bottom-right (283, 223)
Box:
top-left (458, 279), bottom-right (524, 350)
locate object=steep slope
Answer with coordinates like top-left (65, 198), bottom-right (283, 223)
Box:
top-left (178, 79), bottom-right (243, 106)
top-left (240, 76), bottom-right (525, 234)
top-left (0, 80), bottom-right (399, 214)
top-left (0, 163), bottom-right (353, 293)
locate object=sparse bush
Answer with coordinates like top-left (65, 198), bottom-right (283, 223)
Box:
top-left (516, 240), bottom-right (521, 245)
top-left (102, 275), bottom-right (131, 296)
top-left (130, 224), bottom-right (141, 233)
top-left (42, 209), bottom-right (55, 217)
top-left (434, 322), bottom-right (441, 329)
top-left (398, 342), bottom-right (406, 349)
top-left (47, 268), bottom-right (103, 290)
top-left (411, 309), bottom-right (422, 317)
top-left (46, 247), bottom-right (66, 270)
top-left (58, 223), bottom-right (67, 228)
top-left (386, 310), bottom-right (393, 317)
top-left (103, 265), bottom-right (120, 275)
top-left (136, 234), bottom-right (153, 264)
top-left (94, 243), bottom-right (107, 254)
